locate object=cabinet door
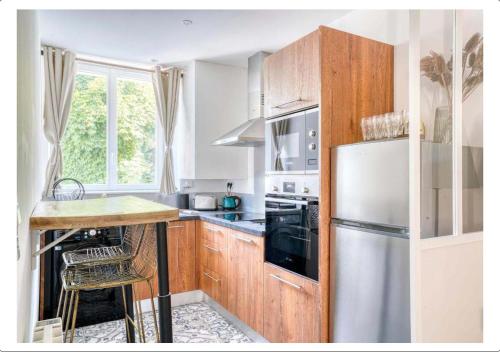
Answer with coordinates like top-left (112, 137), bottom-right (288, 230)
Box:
top-left (264, 30), bottom-right (319, 118)
top-left (227, 230), bottom-right (264, 335)
top-left (200, 266), bottom-right (228, 308)
top-left (167, 220), bottom-right (196, 293)
top-left (134, 220), bottom-right (196, 300)
top-left (199, 222), bottom-right (228, 277)
top-left (263, 263), bottom-right (321, 342)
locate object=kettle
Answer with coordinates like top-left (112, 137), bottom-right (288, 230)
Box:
top-left (222, 182), bottom-right (241, 210)
top-left (222, 195), bottom-right (241, 210)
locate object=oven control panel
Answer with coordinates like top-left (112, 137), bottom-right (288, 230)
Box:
top-left (265, 174), bottom-right (319, 197)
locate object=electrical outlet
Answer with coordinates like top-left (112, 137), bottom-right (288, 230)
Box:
top-left (181, 180), bottom-right (193, 189)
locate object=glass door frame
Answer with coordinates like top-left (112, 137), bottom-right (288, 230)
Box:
top-left (408, 9), bottom-right (483, 342)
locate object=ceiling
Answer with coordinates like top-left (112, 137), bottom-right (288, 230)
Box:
top-left (38, 10), bottom-right (350, 67)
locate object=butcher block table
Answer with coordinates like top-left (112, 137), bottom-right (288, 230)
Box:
top-left (30, 195), bottom-right (179, 343)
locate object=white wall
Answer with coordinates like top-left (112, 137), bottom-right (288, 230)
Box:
top-left (329, 10), bottom-right (409, 45)
top-left (17, 10), bottom-right (46, 342)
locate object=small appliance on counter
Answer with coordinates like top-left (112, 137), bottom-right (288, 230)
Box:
top-left (193, 194), bottom-right (218, 211)
top-left (222, 182), bottom-right (241, 210)
top-left (176, 193), bottom-right (190, 209)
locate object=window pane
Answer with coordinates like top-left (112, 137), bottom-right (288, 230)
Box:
top-left (462, 10), bottom-right (483, 233)
top-left (62, 73), bottom-right (107, 184)
top-left (420, 10), bottom-right (454, 238)
top-left (117, 78), bottom-right (156, 184)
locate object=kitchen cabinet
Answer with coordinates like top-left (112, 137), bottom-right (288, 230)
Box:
top-left (197, 221), bottom-right (229, 307)
top-left (266, 25), bottom-right (394, 342)
top-left (134, 220), bottom-right (196, 301)
top-left (174, 61), bottom-right (248, 180)
top-left (263, 263), bottom-right (321, 343)
top-left (263, 30), bottom-right (319, 118)
top-left (198, 222), bottom-right (228, 277)
top-left (227, 229), bottom-right (264, 335)
top-left (199, 266), bottom-right (228, 307)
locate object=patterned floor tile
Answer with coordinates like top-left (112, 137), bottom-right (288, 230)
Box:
top-left (72, 302), bottom-right (252, 343)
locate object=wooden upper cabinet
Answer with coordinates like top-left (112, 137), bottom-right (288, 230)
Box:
top-left (263, 30), bottom-right (320, 118)
top-left (263, 263), bottom-right (321, 343)
top-left (227, 229), bottom-right (264, 335)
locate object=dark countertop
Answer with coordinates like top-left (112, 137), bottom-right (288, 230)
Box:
top-left (177, 210), bottom-right (265, 237)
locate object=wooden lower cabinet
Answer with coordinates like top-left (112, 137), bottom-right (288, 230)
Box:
top-left (197, 221), bottom-right (229, 308)
top-left (134, 220), bottom-right (196, 301)
top-left (263, 263), bottom-right (321, 342)
top-left (199, 266), bottom-right (228, 307)
top-left (227, 229), bottom-right (264, 335)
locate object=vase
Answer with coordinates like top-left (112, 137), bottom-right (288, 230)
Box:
top-left (433, 106), bottom-right (452, 144)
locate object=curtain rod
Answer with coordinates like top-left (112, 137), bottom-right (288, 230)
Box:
top-left (41, 49), bottom-right (183, 76)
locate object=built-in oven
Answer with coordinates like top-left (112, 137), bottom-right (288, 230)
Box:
top-left (265, 107), bottom-right (319, 174)
top-left (265, 194), bottom-right (319, 281)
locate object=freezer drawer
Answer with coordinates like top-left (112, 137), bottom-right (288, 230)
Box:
top-left (331, 225), bottom-right (410, 342)
top-left (332, 139), bottom-right (409, 227)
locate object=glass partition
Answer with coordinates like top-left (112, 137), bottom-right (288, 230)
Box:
top-left (461, 10), bottom-right (483, 233)
top-left (419, 10), bottom-right (455, 238)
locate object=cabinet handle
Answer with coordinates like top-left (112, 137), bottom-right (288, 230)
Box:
top-left (233, 235), bottom-right (254, 245)
top-left (270, 274), bottom-right (302, 290)
top-left (168, 225), bottom-right (184, 229)
top-left (272, 98), bottom-right (303, 109)
top-left (202, 244), bottom-right (220, 253)
top-left (205, 226), bottom-right (220, 233)
top-left (203, 271), bottom-right (220, 283)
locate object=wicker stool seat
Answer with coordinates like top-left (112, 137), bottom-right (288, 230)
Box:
top-left (62, 261), bottom-right (146, 290)
top-left (62, 245), bottom-right (131, 267)
top-left (61, 224), bottom-right (145, 267)
top-left (57, 224), bottom-right (159, 343)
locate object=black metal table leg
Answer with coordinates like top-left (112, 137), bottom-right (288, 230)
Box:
top-left (156, 221), bottom-right (173, 342)
top-left (124, 284), bottom-right (135, 343)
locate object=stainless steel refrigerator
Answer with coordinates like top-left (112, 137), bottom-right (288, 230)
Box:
top-left (331, 139), bottom-right (411, 343)
top-left (330, 138), bottom-right (482, 342)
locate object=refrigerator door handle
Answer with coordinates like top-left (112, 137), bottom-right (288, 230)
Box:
top-left (332, 218), bottom-right (409, 239)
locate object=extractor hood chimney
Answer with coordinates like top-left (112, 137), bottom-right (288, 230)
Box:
top-left (212, 51), bottom-right (270, 147)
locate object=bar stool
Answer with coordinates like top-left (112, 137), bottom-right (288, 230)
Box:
top-left (59, 223), bottom-right (159, 343)
top-left (55, 224), bottom-right (146, 332)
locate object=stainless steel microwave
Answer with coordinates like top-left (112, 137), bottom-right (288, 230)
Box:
top-left (265, 107), bottom-right (319, 174)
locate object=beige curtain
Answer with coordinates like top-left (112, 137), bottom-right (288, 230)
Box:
top-left (42, 46), bottom-right (77, 197)
top-left (152, 66), bottom-right (181, 194)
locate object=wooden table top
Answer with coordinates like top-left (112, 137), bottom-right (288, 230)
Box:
top-left (30, 195), bottom-right (179, 230)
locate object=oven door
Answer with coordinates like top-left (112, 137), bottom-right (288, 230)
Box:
top-left (265, 197), bottom-right (319, 280)
top-left (265, 111), bottom-right (306, 173)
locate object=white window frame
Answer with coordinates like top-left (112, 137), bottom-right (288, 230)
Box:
top-left (68, 62), bottom-right (163, 192)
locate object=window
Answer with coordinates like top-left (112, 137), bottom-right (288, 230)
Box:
top-left (62, 64), bottom-right (162, 191)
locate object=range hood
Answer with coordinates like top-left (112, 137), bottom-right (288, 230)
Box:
top-left (212, 51), bottom-right (270, 147)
